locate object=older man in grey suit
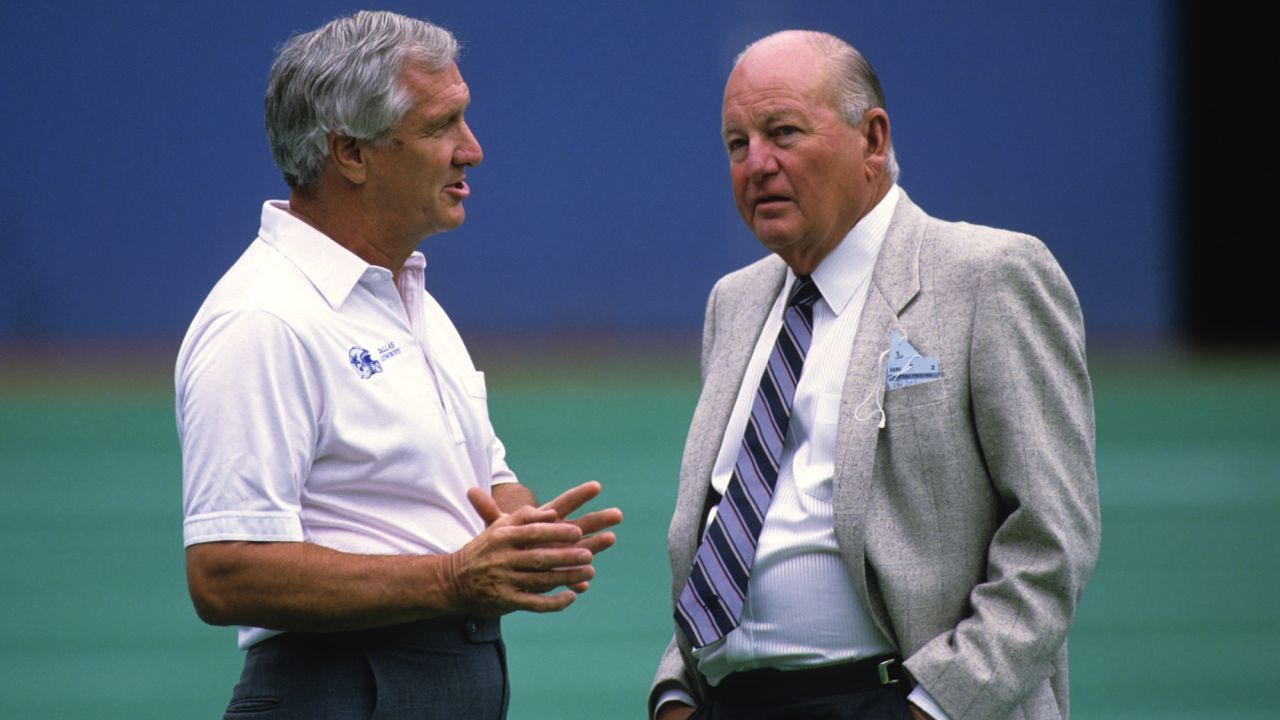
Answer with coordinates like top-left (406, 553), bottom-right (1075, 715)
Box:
top-left (651, 30), bottom-right (1099, 720)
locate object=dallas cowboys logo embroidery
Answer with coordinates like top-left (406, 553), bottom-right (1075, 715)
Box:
top-left (348, 347), bottom-right (383, 379)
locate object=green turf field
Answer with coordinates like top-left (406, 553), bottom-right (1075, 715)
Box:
top-left (1, 352), bottom-right (1276, 719)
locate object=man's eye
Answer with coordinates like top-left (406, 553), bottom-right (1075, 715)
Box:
top-left (726, 138), bottom-right (747, 158)
top-left (774, 126), bottom-right (799, 138)
top-left (427, 116), bottom-right (460, 136)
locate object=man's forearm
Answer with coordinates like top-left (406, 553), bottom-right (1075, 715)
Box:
top-left (492, 482), bottom-right (536, 513)
top-left (186, 540), bottom-right (461, 632)
top-left (186, 484), bottom-right (615, 633)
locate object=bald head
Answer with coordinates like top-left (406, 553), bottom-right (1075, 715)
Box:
top-left (732, 30), bottom-right (898, 181)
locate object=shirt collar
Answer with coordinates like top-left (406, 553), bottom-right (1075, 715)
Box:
top-left (801, 184), bottom-right (901, 315)
top-left (257, 200), bottom-right (426, 308)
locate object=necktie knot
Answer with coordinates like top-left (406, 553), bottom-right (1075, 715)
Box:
top-left (788, 275), bottom-right (822, 309)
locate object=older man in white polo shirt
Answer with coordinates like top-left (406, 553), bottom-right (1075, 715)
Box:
top-left (176, 12), bottom-right (620, 719)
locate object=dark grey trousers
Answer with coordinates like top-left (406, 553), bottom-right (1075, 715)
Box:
top-left (223, 616), bottom-right (507, 720)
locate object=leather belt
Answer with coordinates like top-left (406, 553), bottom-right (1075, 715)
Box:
top-left (710, 655), bottom-right (911, 706)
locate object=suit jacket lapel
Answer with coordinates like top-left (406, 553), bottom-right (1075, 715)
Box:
top-left (831, 191), bottom-right (929, 636)
top-left (670, 258), bottom-right (787, 600)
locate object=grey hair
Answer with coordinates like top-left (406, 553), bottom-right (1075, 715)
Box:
top-left (735, 31), bottom-right (900, 182)
top-left (265, 11), bottom-right (459, 189)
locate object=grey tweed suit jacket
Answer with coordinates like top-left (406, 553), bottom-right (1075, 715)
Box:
top-left (651, 191), bottom-right (1100, 720)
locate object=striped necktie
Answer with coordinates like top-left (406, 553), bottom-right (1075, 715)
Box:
top-left (675, 275), bottom-right (823, 649)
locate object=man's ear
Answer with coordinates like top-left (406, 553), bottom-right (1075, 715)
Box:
top-left (861, 108), bottom-right (891, 179)
top-left (328, 132), bottom-right (368, 185)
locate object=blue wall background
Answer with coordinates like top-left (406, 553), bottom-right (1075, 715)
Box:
top-left (0, 0), bottom-right (1171, 345)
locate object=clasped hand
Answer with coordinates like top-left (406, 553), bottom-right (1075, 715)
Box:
top-left (449, 481), bottom-right (622, 616)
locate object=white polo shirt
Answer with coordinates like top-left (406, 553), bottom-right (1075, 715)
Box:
top-left (177, 201), bottom-right (516, 648)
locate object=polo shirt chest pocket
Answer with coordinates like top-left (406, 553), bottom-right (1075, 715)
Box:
top-left (421, 365), bottom-right (491, 447)
top-left (455, 370), bottom-right (493, 445)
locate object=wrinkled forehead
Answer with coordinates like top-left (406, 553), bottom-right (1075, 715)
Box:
top-left (722, 50), bottom-right (836, 129)
top-left (721, 90), bottom-right (811, 135)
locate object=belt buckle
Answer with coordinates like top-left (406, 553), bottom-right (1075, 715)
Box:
top-left (877, 658), bottom-right (900, 685)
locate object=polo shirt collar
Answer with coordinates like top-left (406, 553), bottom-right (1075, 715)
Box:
top-left (806, 184), bottom-right (900, 315)
top-left (258, 200), bottom-right (396, 309)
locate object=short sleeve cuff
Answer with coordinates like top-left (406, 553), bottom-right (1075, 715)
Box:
top-left (184, 511), bottom-right (305, 547)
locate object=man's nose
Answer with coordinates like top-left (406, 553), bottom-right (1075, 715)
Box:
top-left (456, 121), bottom-right (483, 167)
top-left (743, 142), bottom-right (778, 180)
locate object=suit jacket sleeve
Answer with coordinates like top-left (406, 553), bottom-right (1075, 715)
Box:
top-left (904, 234), bottom-right (1100, 719)
top-left (648, 279), bottom-right (724, 716)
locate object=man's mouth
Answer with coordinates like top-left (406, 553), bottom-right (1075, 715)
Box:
top-left (445, 179), bottom-right (470, 198)
top-left (754, 195), bottom-right (791, 209)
